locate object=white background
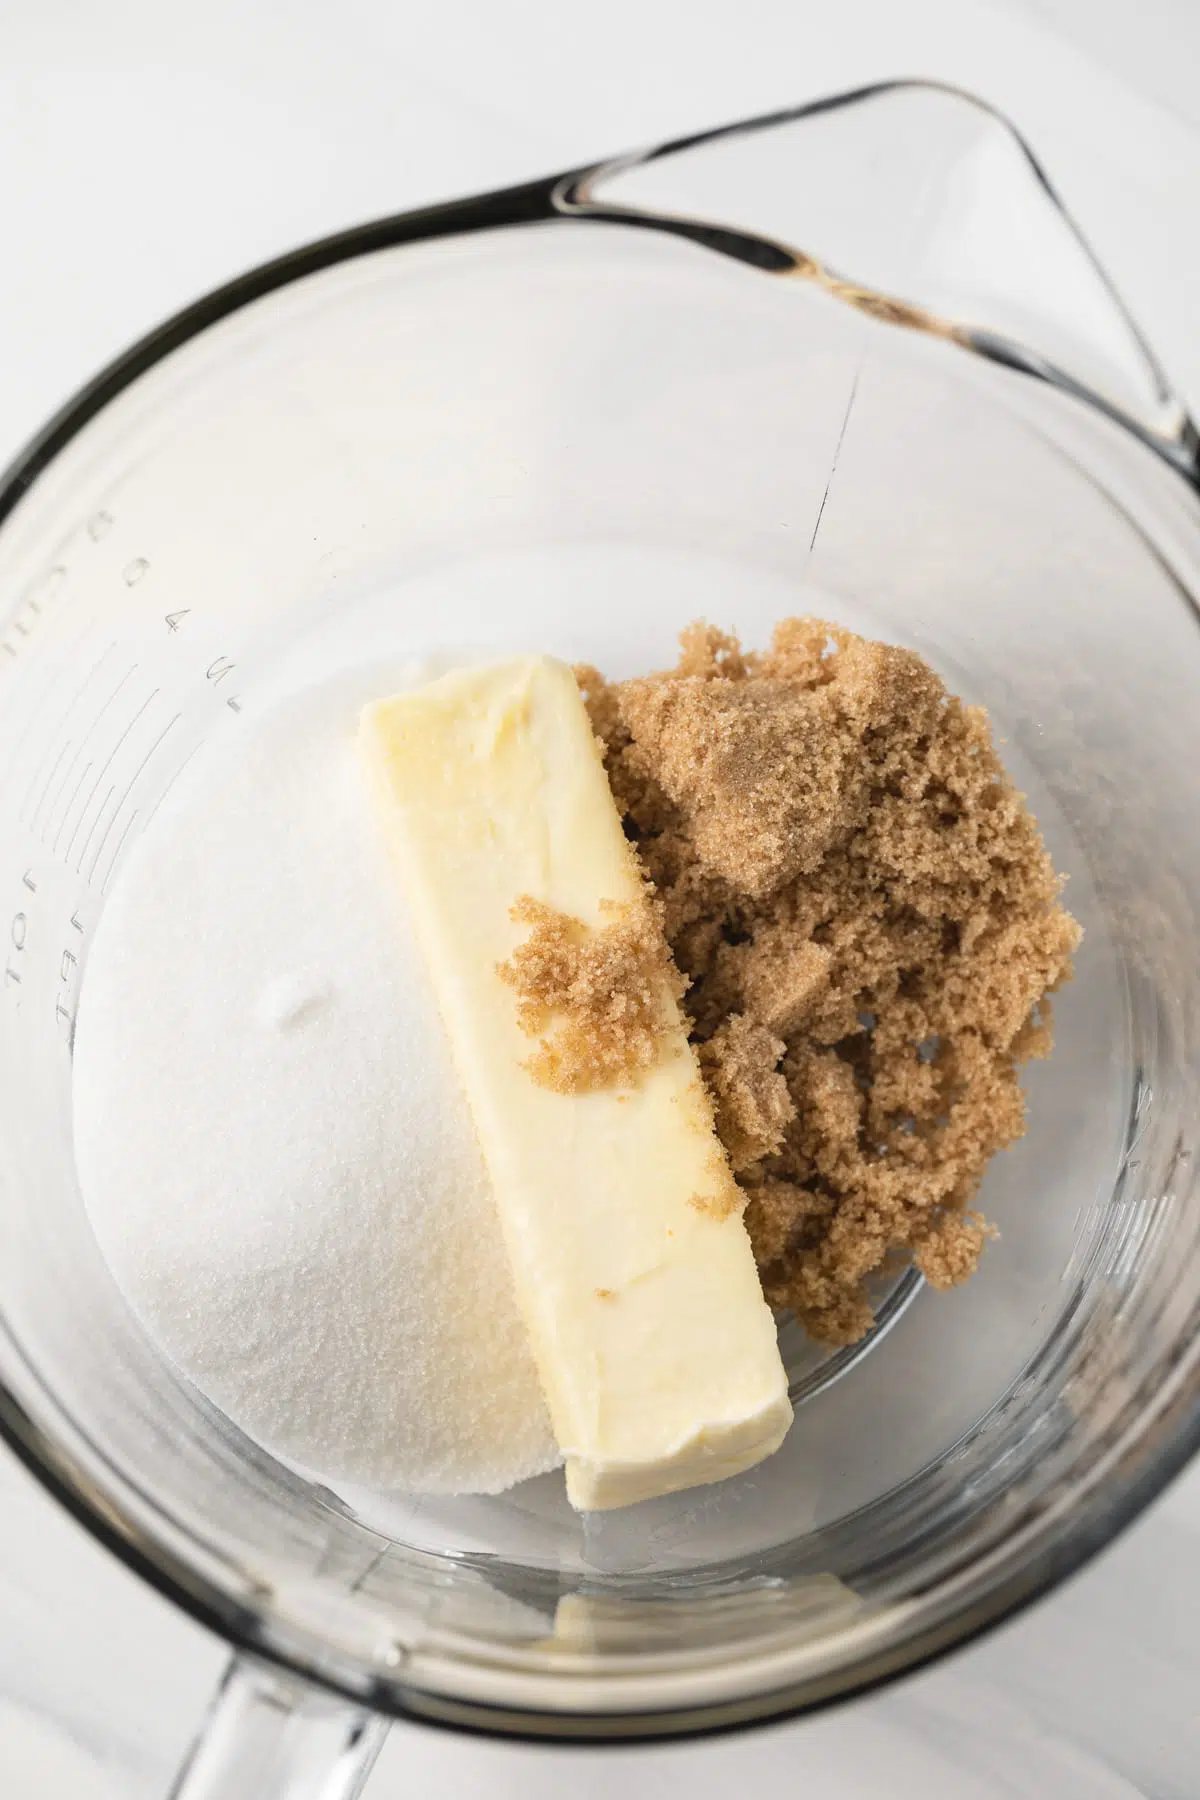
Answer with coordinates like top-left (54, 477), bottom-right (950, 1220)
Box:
top-left (2, 2), bottom-right (1199, 1795)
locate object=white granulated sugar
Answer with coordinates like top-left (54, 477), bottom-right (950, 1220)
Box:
top-left (72, 665), bottom-right (559, 1495)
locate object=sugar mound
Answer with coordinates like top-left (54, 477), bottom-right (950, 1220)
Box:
top-left (72, 666), bottom-right (559, 1494)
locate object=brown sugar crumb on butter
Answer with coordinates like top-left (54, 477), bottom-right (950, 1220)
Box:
top-left (688, 1188), bottom-right (741, 1221)
top-left (498, 895), bottom-right (686, 1094)
top-left (576, 617), bottom-right (1082, 1346)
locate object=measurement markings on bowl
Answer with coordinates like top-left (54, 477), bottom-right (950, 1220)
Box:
top-left (68, 685), bottom-right (160, 876)
top-left (0, 563), bottom-right (68, 660)
top-left (97, 810), bottom-right (141, 896)
top-left (67, 693), bottom-right (190, 891)
top-left (86, 710), bottom-right (182, 888)
top-left (0, 497), bottom-right (123, 675)
top-left (74, 788), bottom-right (116, 877)
top-left (45, 659), bottom-right (138, 851)
top-left (0, 619), bottom-right (87, 790)
top-left (0, 543), bottom-right (99, 757)
top-left (49, 905), bottom-right (87, 1050)
top-left (24, 741), bottom-right (74, 836)
top-left (10, 631), bottom-right (110, 821)
top-left (5, 899), bottom-right (27, 994)
top-left (57, 938), bottom-right (81, 1048)
top-left (52, 763), bottom-right (94, 855)
top-left (0, 502), bottom-right (140, 793)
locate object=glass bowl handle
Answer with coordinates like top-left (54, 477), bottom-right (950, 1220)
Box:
top-left (169, 1657), bottom-right (388, 1800)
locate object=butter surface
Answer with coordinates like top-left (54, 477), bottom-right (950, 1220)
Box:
top-left (359, 657), bottom-right (792, 1509)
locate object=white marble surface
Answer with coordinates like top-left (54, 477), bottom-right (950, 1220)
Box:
top-left (2, 1), bottom-right (1199, 1795)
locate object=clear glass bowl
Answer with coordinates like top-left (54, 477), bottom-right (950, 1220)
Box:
top-left (0, 81), bottom-right (1197, 1795)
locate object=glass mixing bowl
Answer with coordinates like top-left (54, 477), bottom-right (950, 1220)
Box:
top-left (0, 82), bottom-right (1198, 1799)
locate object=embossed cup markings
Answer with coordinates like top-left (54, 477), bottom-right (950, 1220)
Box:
top-left (46, 660), bottom-right (137, 852)
top-left (15, 637), bottom-right (114, 825)
top-left (69, 687), bottom-right (159, 875)
top-left (83, 711), bottom-right (182, 889)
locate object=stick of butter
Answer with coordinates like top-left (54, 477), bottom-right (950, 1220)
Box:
top-left (359, 657), bottom-right (792, 1510)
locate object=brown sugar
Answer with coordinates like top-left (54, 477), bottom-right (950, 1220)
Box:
top-left (497, 895), bottom-right (686, 1094)
top-left (577, 618), bottom-right (1082, 1346)
top-left (699, 1016), bottom-right (795, 1173)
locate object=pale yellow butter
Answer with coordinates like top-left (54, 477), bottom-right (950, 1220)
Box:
top-left (359, 657), bottom-right (792, 1510)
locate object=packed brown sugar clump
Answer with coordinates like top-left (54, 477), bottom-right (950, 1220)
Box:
top-left (575, 619), bottom-right (1082, 1346)
top-left (497, 895), bottom-right (686, 1094)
